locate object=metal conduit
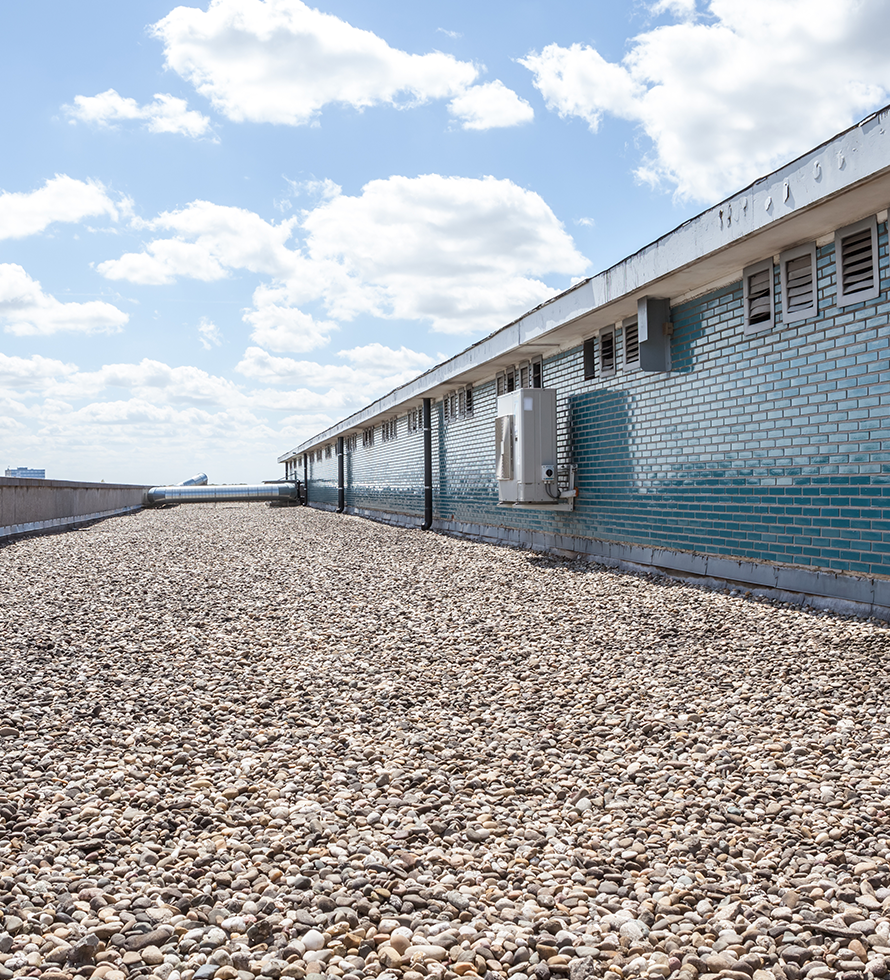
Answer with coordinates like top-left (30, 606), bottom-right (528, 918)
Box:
top-left (337, 436), bottom-right (345, 513)
top-left (421, 397), bottom-right (433, 530)
top-left (144, 483), bottom-right (300, 506)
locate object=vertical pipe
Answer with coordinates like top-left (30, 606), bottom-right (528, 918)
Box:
top-left (421, 397), bottom-right (433, 530)
top-left (303, 454), bottom-right (309, 507)
top-left (337, 436), bottom-right (345, 513)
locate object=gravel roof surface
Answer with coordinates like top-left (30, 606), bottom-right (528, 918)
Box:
top-left (0, 505), bottom-right (888, 980)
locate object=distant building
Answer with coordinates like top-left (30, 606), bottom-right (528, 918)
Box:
top-left (5, 467), bottom-right (45, 479)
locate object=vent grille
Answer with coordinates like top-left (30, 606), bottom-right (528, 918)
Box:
top-left (785, 253), bottom-right (814, 313)
top-left (840, 227), bottom-right (875, 297)
top-left (747, 267), bottom-right (772, 323)
top-left (624, 321), bottom-right (640, 364)
top-left (600, 331), bottom-right (615, 374)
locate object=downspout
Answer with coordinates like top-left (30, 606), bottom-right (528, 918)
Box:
top-left (303, 454), bottom-right (309, 507)
top-left (421, 397), bottom-right (433, 530)
top-left (337, 436), bottom-right (345, 513)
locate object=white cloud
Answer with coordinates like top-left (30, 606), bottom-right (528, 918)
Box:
top-left (0, 264), bottom-right (129, 336)
top-left (97, 201), bottom-right (298, 284)
top-left (243, 304), bottom-right (335, 353)
top-left (649, 0), bottom-right (698, 19)
top-left (64, 89), bottom-right (213, 138)
top-left (294, 173), bottom-right (587, 333)
top-left (437, 28), bottom-right (462, 40)
top-left (151, 0), bottom-right (479, 126)
top-left (339, 342), bottom-right (436, 375)
top-left (100, 174), bottom-right (588, 337)
top-left (197, 317), bottom-right (223, 349)
top-left (447, 80), bottom-right (534, 130)
top-left (0, 352), bottom-right (333, 484)
top-left (0, 353), bottom-right (78, 389)
top-left (236, 343), bottom-right (436, 398)
top-left (521, 0), bottom-right (890, 202)
top-left (0, 175), bottom-right (121, 240)
top-left (50, 359), bottom-right (246, 408)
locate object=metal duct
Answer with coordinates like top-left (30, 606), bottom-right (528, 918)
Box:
top-left (179, 473), bottom-right (208, 486)
top-left (144, 483), bottom-right (300, 506)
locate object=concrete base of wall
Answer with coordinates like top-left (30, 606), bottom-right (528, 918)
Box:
top-left (0, 477), bottom-right (147, 545)
top-left (309, 501), bottom-right (890, 622)
top-left (0, 505), bottom-right (143, 543)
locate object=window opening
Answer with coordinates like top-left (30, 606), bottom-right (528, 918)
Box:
top-left (532, 359), bottom-right (543, 388)
top-left (362, 427), bottom-right (374, 448)
top-left (381, 418), bottom-right (397, 441)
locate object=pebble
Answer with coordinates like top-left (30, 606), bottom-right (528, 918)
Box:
top-left (0, 505), bottom-right (888, 980)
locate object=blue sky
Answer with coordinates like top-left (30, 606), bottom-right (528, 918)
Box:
top-left (2, 0), bottom-right (890, 484)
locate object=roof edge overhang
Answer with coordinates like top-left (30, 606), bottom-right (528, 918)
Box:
top-left (280, 105), bottom-right (890, 463)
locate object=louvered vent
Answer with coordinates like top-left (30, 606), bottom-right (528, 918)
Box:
top-left (785, 254), bottom-right (814, 313)
top-left (747, 267), bottom-right (772, 323)
top-left (840, 226), bottom-right (875, 297)
top-left (780, 243), bottom-right (817, 323)
top-left (600, 331), bottom-right (615, 374)
top-left (625, 321), bottom-right (640, 364)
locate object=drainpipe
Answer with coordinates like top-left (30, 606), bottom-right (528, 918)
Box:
top-left (421, 397), bottom-right (433, 530)
top-left (337, 436), bottom-right (345, 513)
top-left (303, 454), bottom-right (309, 507)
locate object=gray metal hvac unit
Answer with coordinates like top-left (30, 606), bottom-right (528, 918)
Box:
top-left (495, 387), bottom-right (559, 505)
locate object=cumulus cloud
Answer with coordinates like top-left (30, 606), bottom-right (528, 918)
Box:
top-left (0, 353), bottom-right (78, 389)
top-left (0, 264), bottom-right (129, 336)
top-left (294, 173), bottom-right (587, 333)
top-left (0, 175), bottom-right (121, 240)
top-left (99, 174), bottom-right (588, 337)
top-left (447, 80), bottom-right (534, 130)
top-left (64, 89), bottom-right (213, 138)
top-left (151, 0), bottom-right (479, 126)
top-left (520, 0), bottom-right (890, 201)
top-left (0, 352), bottom-right (333, 483)
top-left (97, 201), bottom-right (298, 284)
top-left (243, 304), bottom-right (335, 353)
top-left (236, 344), bottom-right (437, 408)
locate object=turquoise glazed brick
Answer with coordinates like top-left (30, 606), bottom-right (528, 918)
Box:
top-left (305, 251), bottom-right (890, 577)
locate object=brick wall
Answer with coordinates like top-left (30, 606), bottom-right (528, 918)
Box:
top-left (304, 224), bottom-right (890, 577)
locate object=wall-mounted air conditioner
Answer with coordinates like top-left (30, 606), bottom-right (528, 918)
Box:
top-left (496, 387), bottom-right (569, 506)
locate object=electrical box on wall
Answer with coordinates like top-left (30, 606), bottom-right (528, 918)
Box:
top-left (638, 296), bottom-right (672, 372)
top-left (495, 387), bottom-right (559, 504)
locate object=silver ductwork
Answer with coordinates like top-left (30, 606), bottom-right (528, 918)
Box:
top-left (144, 483), bottom-right (300, 506)
top-left (179, 473), bottom-right (208, 486)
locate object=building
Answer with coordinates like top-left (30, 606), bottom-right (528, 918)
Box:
top-left (5, 467), bottom-right (45, 479)
top-left (279, 108), bottom-right (890, 618)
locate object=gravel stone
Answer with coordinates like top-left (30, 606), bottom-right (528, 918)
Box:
top-left (0, 505), bottom-right (889, 980)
